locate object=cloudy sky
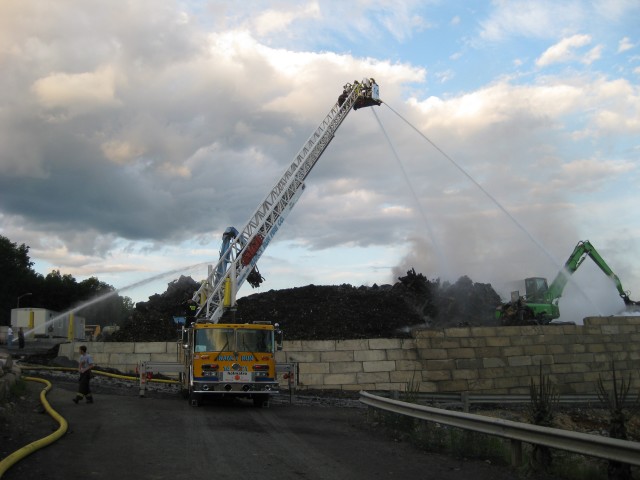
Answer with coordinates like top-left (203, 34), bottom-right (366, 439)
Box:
top-left (1, 1), bottom-right (639, 322)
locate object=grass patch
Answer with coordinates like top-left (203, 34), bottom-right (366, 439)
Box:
top-left (370, 408), bottom-right (510, 466)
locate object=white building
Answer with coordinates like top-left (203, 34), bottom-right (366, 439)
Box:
top-left (10, 308), bottom-right (85, 341)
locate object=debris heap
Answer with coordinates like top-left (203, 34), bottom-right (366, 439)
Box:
top-left (112, 270), bottom-right (502, 341)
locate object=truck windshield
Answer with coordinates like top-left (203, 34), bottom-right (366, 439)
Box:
top-left (238, 329), bottom-right (274, 353)
top-left (194, 328), bottom-right (235, 353)
top-left (193, 328), bottom-right (273, 353)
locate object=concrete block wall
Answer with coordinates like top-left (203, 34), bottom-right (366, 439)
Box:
top-left (275, 338), bottom-right (421, 391)
top-left (409, 316), bottom-right (640, 394)
top-left (55, 317), bottom-right (640, 394)
top-left (59, 341), bottom-right (179, 374)
top-left (275, 316), bottom-right (640, 394)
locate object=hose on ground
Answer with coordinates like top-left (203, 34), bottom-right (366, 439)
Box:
top-left (0, 377), bottom-right (68, 478)
top-left (18, 364), bottom-right (179, 384)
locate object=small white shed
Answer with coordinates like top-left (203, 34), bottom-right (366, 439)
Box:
top-left (10, 308), bottom-right (85, 341)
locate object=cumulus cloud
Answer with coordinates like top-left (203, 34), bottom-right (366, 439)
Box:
top-left (617, 36), bottom-right (634, 53)
top-left (536, 34), bottom-right (594, 67)
top-left (101, 140), bottom-right (146, 165)
top-left (535, 159), bottom-right (635, 195)
top-left (479, 1), bottom-right (585, 41)
top-left (253, 3), bottom-right (321, 36)
top-left (479, 1), bottom-right (637, 43)
top-left (31, 66), bottom-right (120, 117)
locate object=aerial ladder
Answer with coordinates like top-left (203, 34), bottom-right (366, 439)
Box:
top-left (192, 78), bottom-right (381, 323)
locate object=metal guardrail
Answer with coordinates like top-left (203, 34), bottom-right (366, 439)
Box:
top-left (359, 391), bottom-right (640, 467)
top-left (138, 361), bottom-right (185, 397)
top-left (387, 392), bottom-right (603, 408)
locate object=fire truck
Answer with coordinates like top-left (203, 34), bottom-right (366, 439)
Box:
top-left (179, 78), bottom-right (382, 407)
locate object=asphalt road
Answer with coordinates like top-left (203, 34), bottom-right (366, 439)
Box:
top-left (3, 382), bottom-right (540, 480)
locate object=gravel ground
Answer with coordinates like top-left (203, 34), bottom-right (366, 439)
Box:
top-left (1, 379), bottom-right (58, 461)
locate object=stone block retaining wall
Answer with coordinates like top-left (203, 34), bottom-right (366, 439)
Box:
top-left (59, 341), bottom-right (179, 374)
top-left (279, 316), bottom-right (640, 394)
top-left (57, 317), bottom-right (640, 394)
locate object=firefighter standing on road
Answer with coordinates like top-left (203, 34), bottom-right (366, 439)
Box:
top-left (73, 345), bottom-right (95, 404)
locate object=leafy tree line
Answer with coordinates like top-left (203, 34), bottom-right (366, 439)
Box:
top-left (111, 275), bottom-right (197, 342)
top-left (0, 235), bottom-right (134, 327)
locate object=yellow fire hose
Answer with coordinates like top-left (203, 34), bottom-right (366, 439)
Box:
top-left (18, 364), bottom-right (179, 384)
top-left (0, 377), bottom-right (68, 478)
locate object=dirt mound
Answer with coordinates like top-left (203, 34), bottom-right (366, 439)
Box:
top-left (236, 271), bottom-right (501, 340)
top-left (236, 283), bottom-right (423, 340)
top-left (112, 270), bottom-right (502, 342)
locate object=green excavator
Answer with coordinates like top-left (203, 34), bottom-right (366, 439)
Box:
top-left (496, 240), bottom-right (640, 325)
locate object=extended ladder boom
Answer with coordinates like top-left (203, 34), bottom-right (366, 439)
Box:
top-left (193, 78), bottom-right (381, 322)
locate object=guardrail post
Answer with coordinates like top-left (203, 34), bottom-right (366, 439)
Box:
top-left (510, 439), bottom-right (522, 467)
top-left (138, 361), bottom-right (147, 398)
top-left (461, 392), bottom-right (470, 412)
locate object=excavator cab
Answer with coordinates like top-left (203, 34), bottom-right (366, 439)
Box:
top-left (524, 277), bottom-right (549, 303)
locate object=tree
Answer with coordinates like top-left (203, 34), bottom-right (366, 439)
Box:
top-left (0, 235), bottom-right (135, 327)
top-left (39, 271), bottom-right (134, 327)
top-left (112, 276), bottom-right (198, 341)
top-left (42, 270), bottom-right (79, 312)
top-left (0, 235), bottom-right (38, 324)
top-left (75, 277), bottom-right (134, 328)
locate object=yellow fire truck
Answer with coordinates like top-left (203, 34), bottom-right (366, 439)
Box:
top-left (180, 78), bottom-right (381, 407)
top-left (180, 321), bottom-right (282, 407)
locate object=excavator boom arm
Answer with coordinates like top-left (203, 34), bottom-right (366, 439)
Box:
top-left (545, 240), bottom-right (633, 303)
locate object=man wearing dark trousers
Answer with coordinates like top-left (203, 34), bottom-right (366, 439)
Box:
top-left (73, 345), bottom-right (94, 404)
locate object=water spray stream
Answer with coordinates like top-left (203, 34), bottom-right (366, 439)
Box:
top-left (371, 108), bottom-right (453, 281)
top-left (21, 260), bottom-right (213, 340)
top-left (380, 101), bottom-right (604, 316)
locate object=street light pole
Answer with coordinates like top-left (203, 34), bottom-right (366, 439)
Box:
top-left (17, 292), bottom-right (32, 308)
